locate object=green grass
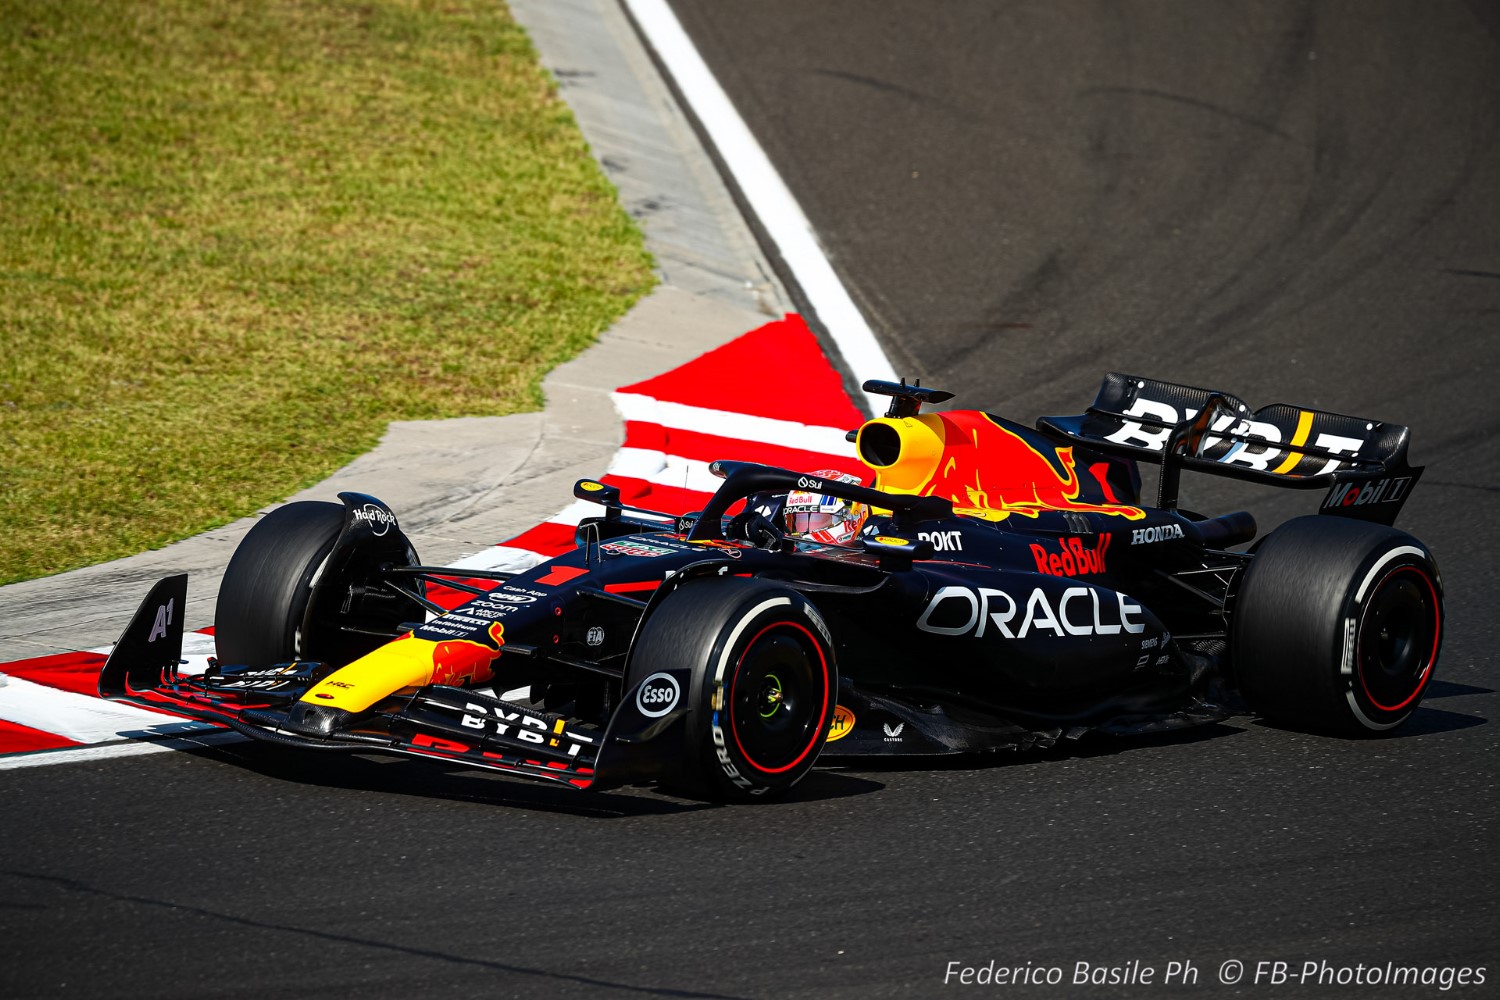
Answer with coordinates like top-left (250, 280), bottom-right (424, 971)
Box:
top-left (0, 0), bottom-right (655, 584)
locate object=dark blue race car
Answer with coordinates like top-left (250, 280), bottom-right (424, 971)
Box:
top-left (100, 375), bottom-right (1443, 800)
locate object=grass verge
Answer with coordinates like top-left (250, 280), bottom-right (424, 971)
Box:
top-left (0, 0), bottom-right (655, 584)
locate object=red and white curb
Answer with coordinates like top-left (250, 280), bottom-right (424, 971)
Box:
top-left (0, 315), bottom-right (866, 767)
top-left (0, 632), bottom-right (230, 770)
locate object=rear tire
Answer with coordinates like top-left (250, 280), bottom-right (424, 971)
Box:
top-left (1231, 515), bottom-right (1442, 735)
top-left (628, 578), bottom-right (838, 801)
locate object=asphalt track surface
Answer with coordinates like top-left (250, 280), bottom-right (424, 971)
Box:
top-left (4, 3), bottom-right (1498, 998)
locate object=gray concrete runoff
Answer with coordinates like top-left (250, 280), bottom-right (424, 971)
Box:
top-left (0, 0), bottom-right (792, 662)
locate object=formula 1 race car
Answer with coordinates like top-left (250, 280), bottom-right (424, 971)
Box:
top-left (100, 374), bottom-right (1443, 800)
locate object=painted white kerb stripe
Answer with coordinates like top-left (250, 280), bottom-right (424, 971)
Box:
top-left (609, 447), bottom-right (719, 494)
top-left (0, 675), bottom-right (217, 744)
top-left (611, 393), bottom-right (856, 456)
top-left (449, 400), bottom-right (858, 573)
top-left (0, 631), bottom-right (222, 768)
top-left (0, 731), bottom-right (248, 772)
top-left (621, 0), bottom-right (896, 412)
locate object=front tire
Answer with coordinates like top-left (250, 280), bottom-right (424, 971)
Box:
top-left (216, 501), bottom-right (422, 668)
top-left (628, 578), bottom-right (838, 801)
top-left (1231, 515), bottom-right (1443, 734)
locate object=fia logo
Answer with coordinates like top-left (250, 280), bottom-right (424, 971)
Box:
top-left (586, 626), bottom-right (605, 647)
top-left (883, 722), bottom-right (904, 742)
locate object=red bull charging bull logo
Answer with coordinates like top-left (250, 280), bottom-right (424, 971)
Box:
top-left (386, 619), bottom-right (506, 687)
top-left (429, 619), bottom-right (506, 687)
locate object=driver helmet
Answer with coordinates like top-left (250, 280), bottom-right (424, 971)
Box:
top-left (783, 470), bottom-right (869, 545)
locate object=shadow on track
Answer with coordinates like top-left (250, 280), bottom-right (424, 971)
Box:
top-left (822, 699), bottom-right (1488, 779)
top-left (822, 720), bottom-right (1248, 777)
top-left (1422, 679), bottom-right (1495, 699)
top-left (1250, 706), bottom-right (1488, 740)
top-left (167, 738), bottom-right (886, 816)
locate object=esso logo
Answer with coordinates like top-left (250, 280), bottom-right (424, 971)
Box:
top-left (486, 592), bottom-right (536, 604)
top-left (635, 672), bottom-right (681, 718)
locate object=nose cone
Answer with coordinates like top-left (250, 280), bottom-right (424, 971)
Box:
top-left (297, 635), bottom-right (438, 714)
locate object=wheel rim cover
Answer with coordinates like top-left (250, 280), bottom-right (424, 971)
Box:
top-left (1357, 565), bottom-right (1440, 713)
top-left (729, 622), bottom-right (828, 774)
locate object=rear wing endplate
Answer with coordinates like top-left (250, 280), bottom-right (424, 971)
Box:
top-left (1038, 373), bottom-right (1423, 525)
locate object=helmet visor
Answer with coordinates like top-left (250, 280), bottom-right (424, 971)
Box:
top-left (786, 510), bottom-right (844, 536)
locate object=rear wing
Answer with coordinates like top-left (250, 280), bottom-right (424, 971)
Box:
top-left (1038, 372), bottom-right (1423, 525)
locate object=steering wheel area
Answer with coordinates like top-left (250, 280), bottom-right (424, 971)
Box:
top-left (725, 494), bottom-right (790, 551)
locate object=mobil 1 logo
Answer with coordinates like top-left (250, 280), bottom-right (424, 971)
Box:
top-left (1322, 475), bottom-right (1417, 521)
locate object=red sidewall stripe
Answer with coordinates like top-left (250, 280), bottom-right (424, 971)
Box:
top-left (1357, 565), bottom-right (1442, 713)
top-left (727, 619), bottom-right (830, 775)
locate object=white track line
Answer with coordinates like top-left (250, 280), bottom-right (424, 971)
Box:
top-left (621, 0), bottom-right (897, 412)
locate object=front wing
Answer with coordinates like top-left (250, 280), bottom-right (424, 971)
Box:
top-left (97, 576), bottom-right (687, 792)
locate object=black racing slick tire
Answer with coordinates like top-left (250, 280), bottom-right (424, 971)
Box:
top-left (630, 578), bottom-right (838, 801)
top-left (1230, 515), bottom-right (1443, 735)
top-left (215, 501), bottom-right (422, 669)
top-left (216, 501), bottom-right (346, 668)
